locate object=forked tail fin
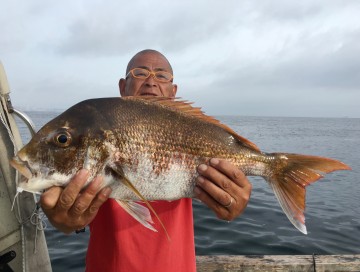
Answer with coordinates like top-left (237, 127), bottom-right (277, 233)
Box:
top-left (265, 153), bottom-right (351, 234)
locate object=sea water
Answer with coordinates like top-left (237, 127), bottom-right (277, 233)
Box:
top-left (17, 113), bottom-right (360, 272)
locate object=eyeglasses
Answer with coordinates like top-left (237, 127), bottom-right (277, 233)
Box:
top-left (126, 68), bottom-right (173, 83)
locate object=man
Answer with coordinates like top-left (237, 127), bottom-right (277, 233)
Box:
top-left (40, 49), bottom-right (252, 271)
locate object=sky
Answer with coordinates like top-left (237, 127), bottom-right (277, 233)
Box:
top-left (1, 0), bottom-right (359, 117)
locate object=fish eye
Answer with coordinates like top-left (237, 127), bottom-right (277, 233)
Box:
top-left (54, 131), bottom-right (72, 147)
top-left (57, 134), bottom-right (68, 143)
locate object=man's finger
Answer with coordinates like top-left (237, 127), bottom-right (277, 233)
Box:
top-left (58, 169), bottom-right (89, 210)
top-left (196, 176), bottom-right (233, 206)
top-left (208, 158), bottom-right (248, 187)
top-left (194, 185), bottom-right (231, 220)
top-left (40, 186), bottom-right (63, 210)
top-left (197, 163), bottom-right (238, 193)
top-left (69, 175), bottom-right (104, 217)
top-left (85, 187), bottom-right (112, 217)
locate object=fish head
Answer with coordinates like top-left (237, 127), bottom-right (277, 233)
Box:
top-left (11, 100), bottom-right (112, 193)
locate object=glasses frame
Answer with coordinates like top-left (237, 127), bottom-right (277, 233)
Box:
top-left (126, 68), bottom-right (173, 83)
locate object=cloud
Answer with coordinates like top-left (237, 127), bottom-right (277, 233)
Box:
top-left (1, 0), bottom-right (359, 117)
top-left (54, 1), bottom-right (239, 56)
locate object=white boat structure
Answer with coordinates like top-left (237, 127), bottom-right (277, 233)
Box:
top-left (0, 61), bottom-right (52, 272)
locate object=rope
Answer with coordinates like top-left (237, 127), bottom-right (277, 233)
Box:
top-left (0, 103), bottom-right (17, 155)
top-left (30, 202), bottom-right (48, 254)
top-left (12, 190), bottom-right (48, 254)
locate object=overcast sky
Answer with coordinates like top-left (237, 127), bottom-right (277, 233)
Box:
top-left (1, 0), bottom-right (359, 117)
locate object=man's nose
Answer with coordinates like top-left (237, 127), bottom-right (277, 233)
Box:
top-left (144, 75), bottom-right (158, 86)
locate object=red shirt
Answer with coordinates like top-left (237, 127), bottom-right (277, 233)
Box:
top-left (86, 199), bottom-right (196, 272)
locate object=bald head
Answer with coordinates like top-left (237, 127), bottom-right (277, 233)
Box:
top-left (126, 49), bottom-right (173, 75)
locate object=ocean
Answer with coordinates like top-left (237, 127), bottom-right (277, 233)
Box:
top-left (17, 112), bottom-right (360, 271)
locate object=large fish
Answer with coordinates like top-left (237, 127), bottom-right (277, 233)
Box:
top-left (11, 97), bottom-right (350, 236)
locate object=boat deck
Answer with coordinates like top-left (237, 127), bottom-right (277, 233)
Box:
top-left (197, 254), bottom-right (360, 271)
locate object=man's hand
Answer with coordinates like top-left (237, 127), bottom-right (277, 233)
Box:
top-left (40, 169), bottom-right (112, 234)
top-left (194, 158), bottom-right (252, 221)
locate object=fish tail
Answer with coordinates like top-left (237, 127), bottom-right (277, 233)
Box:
top-left (265, 153), bottom-right (351, 234)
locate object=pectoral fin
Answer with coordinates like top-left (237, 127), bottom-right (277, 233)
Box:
top-left (115, 200), bottom-right (156, 232)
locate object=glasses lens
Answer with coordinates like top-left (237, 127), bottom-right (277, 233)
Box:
top-left (132, 68), bottom-right (150, 78)
top-left (154, 71), bottom-right (173, 82)
top-left (130, 68), bottom-right (173, 82)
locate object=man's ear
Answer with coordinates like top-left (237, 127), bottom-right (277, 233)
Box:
top-left (172, 84), bottom-right (178, 97)
top-left (119, 78), bottom-right (126, 97)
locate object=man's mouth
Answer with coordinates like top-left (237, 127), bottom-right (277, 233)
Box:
top-left (140, 93), bottom-right (158, 96)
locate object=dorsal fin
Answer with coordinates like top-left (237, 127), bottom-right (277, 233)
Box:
top-left (123, 96), bottom-right (260, 151)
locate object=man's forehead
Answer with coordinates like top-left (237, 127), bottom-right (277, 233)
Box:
top-left (136, 65), bottom-right (167, 72)
top-left (129, 53), bottom-right (172, 72)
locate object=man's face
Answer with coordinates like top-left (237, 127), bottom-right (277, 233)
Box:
top-left (119, 52), bottom-right (177, 98)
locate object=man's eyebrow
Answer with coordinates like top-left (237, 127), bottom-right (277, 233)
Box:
top-left (136, 66), bottom-right (168, 72)
top-left (137, 65), bottom-right (150, 70)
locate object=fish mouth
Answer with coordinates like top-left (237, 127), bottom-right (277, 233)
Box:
top-left (10, 157), bottom-right (33, 180)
